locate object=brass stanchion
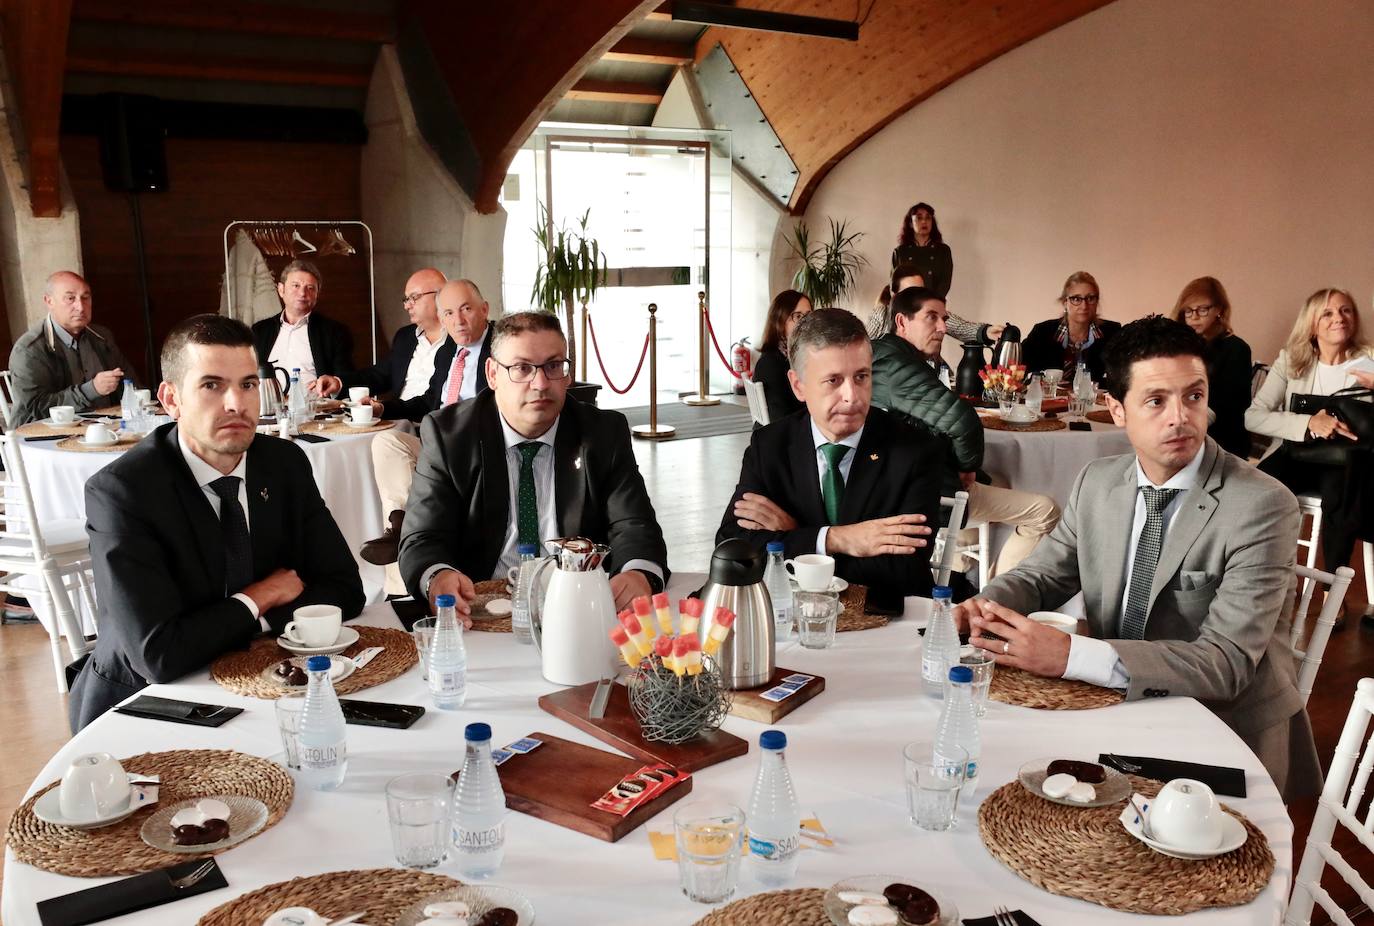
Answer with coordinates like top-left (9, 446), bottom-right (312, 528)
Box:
top-left (632, 303), bottom-right (676, 440)
top-left (682, 290), bottom-right (721, 406)
top-left (579, 301), bottom-right (589, 382)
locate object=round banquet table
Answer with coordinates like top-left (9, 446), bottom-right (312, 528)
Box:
top-left (2, 575), bottom-right (1292, 925)
top-left (16, 429), bottom-right (387, 607)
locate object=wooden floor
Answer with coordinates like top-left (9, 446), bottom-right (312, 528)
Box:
top-left (1, 420), bottom-right (1372, 924)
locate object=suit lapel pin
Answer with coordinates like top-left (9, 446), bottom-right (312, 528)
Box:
top-left (869, 453), bottom-right (879, 461)
top-left (575, 456), bottom-right (583, 470)
top-left (260, 488), bottom-right (269, 501)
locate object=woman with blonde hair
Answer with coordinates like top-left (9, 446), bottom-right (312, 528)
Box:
top-left (1022, 271), bottom-right (1121, 382)
top-left (1169, 276), bottom-right (1252, 456)
top-left (1247, 288), bottom-right (1374, 602)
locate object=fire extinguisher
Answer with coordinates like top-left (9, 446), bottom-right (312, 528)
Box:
top-left (732, 337), bottom-right (753, 395)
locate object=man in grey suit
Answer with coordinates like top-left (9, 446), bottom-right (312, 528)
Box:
top-left (958, 316), bottom-right (1320, 800)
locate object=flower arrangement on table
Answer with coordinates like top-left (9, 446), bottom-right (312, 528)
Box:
top-left (979, 364), bottom-right (1028, 406)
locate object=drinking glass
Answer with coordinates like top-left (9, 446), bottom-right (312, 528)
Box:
top-left (903, 742), bottom-right (967, 831)
top-left (385, 773), bottom-right (455, 869)
top-left (412, 617), bottom-right (437, 681)
top-left (274, 693), bottom-right (305, 770)
top-left (794, 591), bottom-right (839, 649)
top-left (957, 645), bottom-right (995, 717)
top-left (674, 802), bottom-right (745, 903)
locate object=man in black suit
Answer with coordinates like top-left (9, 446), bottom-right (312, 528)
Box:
top-left (68, 315), bottom-right (365, 731)
top-left (399, 311), bottom-right (667, 620)
top-left (311, 267), bottom-right (450, 420)
top-left (363, 278), bottom-right (495, 568)
top-left (251, 259), bottom-right (354, 386)
top-left (717, 308), bottom-right (942, 598)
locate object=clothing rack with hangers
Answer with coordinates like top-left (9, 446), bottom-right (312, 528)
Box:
top-left (222, 219), bottom-right (378, 363)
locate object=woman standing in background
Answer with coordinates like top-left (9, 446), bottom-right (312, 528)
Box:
top-left (891, 202), bottom-right (954, 299)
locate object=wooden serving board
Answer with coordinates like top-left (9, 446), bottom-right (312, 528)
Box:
top-left (539, 681), bottom-right (748, 772)
top-left (727, 667), bottom-right (826, 723)
top-left (479, 731), bottom-right (692, 843)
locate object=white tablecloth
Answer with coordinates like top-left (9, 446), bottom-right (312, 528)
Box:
top-left (3, 578), bottom-right (1291, 925)
top-left (16, 431), bottom-right (387, 613)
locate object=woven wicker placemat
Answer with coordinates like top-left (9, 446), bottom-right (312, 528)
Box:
top-left (981, 416), bottom-right (1067, 433)
top-left (210, 625), bottom-right (417, 698)
top-left (468, 578), bottom-right (513, 633)
top-left (1087, 409), bottom-right (1117, 425)
top-left (978, 776), bottom-right (1273, 915)
top-left (16, 419), bottom-right (86, 437)
top-left (6, 750), bottom-right (292, 878)
top-left (989, 664), bottom-right (1124, 710)
top-left (312, 418), bottom-right (397, 435)
top-left (198, 868), bottom-right (460, 926)
top-left (837, 583), bottom-right (886, 632)
top-left (55, 434), bottom-right (140, 453)
top-left (693, 888), bottom-right (828, 925)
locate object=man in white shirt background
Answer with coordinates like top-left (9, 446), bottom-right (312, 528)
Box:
top-left (250, 260), bottom-right (354, 388)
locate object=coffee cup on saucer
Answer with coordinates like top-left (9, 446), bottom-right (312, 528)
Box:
top-left (1146, 778), bottom-right (1224, 852)
top-left (348, 386), bottom-right (370, 405)
top-left (785, 553), bottom-right (836, 592)
top-left (349, 403), bottom-right (375, 426)
top-left (282, 604), bottom-right (343, 648)
top-left (50, 405), bottom-right (76, 425)
top-left (1028, 610), bottom-right (1079, 634)
top-left (84, 423), bottom-right (117, 445)
top-left (59, 752), bottom-right (131, 823)
top-left (134, 388), bottom-right (152, 407)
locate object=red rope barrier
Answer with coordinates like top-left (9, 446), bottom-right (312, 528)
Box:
top-left (701, 303), bottom-right (743, 380)
top-left (587, 315), bottom-right (652, 395)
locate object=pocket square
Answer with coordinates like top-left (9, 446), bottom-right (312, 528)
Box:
top-left (1178, 570), bottom-right (1211, 592)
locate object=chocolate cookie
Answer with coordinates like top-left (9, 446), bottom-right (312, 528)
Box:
top-left (1047, 759), bottom-right (1106, 783)
top-left (883, 884), bottom-right (938, 926)
top-left (475, 908), bottom-right (518, 926)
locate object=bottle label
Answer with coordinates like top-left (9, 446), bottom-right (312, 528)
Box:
top-left (300, 742), bottom-right (346, 770)
top-left (748, 832), bottom-right (800, 861)
top-left (934, 749), bottom-right (977, 781)
top-left (432, 670), bottom-right (465, 693)
top-left (921, 654), bottom-right (945, 683)
top-left (454, 824), bottom-right (504, 854)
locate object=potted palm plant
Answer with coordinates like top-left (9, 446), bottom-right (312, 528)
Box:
top-left (532, 206), bottom-right (607, 374)
top-left (785, 218), bottom-right (868, 308)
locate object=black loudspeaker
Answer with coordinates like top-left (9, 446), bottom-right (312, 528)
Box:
top-left (98, 93), bottom-right (168, 193)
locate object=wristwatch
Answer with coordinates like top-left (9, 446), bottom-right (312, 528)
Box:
top-left (637, 569), bottom-right (665, 595)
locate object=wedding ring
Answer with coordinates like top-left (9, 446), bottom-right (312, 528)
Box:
top-left (1002, 641), bottom-right (1011, 655)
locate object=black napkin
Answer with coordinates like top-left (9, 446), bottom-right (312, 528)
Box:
top-left (295, 432), bottom-right (331, 443)
top-left (113, 695), bottom-right (242, 728)
top-left (1099, 753), bottom-right (1247, 798)
top-left (23, 434), bottom-right (68, 442)
top-left (37, 858), bottom-right (227, 926)
top-left (963, 910), bottom-right (1044, 926)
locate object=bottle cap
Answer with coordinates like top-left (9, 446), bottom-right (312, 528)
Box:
top-left (760, 730), bottom-right (787, 750)
top-left (517, 543), bottom-right (539, 556)
top-left (766, 540), bottom-right (784, 553)
top-left (306, 655), bottom-right (331, 672)
top-left (932, 585), bottom-right (953, 600)
top-left (436, 594), bottom-right (456, 608)
top-left (465, 722), bottom-right (492, 742)
top-left (948, 665), bottom-right (973, 683)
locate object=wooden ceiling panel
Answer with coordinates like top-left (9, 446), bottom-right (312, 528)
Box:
top-left (2, 0), bottom-right (73, 217)
top-left (694, 0), bottom-right (1112, 212)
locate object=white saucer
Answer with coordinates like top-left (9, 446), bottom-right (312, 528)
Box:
top-left (34, 786), bottom-right (137, 830)
top-left (997, 407), bottom-right (1039, 424)
top-left (43, 417), bottom-right (80, 428)
top-left (76, 437), bottom-right (121, 448)
top-left (261, 654), bottom-right (356, 689)
top-left (1118, 802), bottom-right (1248, 859)
top-left (276, 625), bottom-right (360, 656)
top-left (344, 418), bottom-right (377, 428)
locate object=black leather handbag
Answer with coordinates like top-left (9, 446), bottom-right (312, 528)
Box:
top-left (1286, 386), bottom-right (1374, 465)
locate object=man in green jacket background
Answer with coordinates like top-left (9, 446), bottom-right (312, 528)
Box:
top-left (870, 286), bottom-right (1060, 579)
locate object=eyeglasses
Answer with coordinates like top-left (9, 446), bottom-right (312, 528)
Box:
top-left (493, 358), bottom-right (572, 384)
top-left (1182, 305), bottom-right (1216, 319)
top-left (788, 310), bottom-right (811, 323)
top-left (1065, 294), bottom-right (1100, 306)
top-left (402, 290), bottom-right (439, 306)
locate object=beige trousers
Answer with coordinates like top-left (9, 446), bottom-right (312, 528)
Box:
top-left (964, 481), bottom-right (1061, 578)
top-left (372, 430), bottom-right (423, 595)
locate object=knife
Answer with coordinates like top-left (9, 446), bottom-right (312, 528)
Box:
top-left (589, 677), bottom-right (613, 719)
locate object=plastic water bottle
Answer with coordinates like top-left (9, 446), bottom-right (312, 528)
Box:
top-left (934, 665), bottom-right (981, 785)
top-left (119, 378), bottom-right (136, 419)
top-left (746, 730), bottom-right (801, 886)
top-left (297, 655), bottom-right (348, 790)
top-left (921, 586), bottom-right (959, 699)
top-left (452, 722), bottom-right (506, 879)
top-left (1025, 375), bottom-right (1043, 416)
top-left (511, 543), bottom-right (539, 645)
top-left (763, 541), bottom-right (793, 636)
top-left (427, 594), bottom-right (467, 709)
top-left (288, 367), bottom-right (307, 426)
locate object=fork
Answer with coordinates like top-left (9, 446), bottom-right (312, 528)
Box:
top-left (993, 906), bottom-right (1017, 926)
top-left (169, 859), bottom-right (216, 890)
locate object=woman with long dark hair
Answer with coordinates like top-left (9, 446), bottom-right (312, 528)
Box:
top-left (1168, 276), bottom-right (1251, 457)
top-left (752, 290), bottom-right (812, 422)
top-left (890, 202), bottom-right (954, 299)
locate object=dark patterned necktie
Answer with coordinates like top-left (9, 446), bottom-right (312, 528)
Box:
top-left (209, 476), bottom-right (253, 595)
top-left (516, 441), bottom-right (542, 547)
top-left (1120, 486), bottom-right (1182, 640)
top-left (819, 443), bottom-right (850, 525)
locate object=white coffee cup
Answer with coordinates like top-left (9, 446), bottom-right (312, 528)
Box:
top-left (1028, 610), bottom-right (1079, 635)
top-left (350, 403), bottom-right (375, 425)
top-left (1146, 778), bottom-right (1224, 851)
top-left (59, 752), bottom-right (131, 823)
top-left (134, 388), bottom-right (152, 407)
top-left (785, 553), bottom-right (836, 592)
top-left (50, 405), bottom-right (76, 425)
top-left (283, 604), bottom-right (343, 648)
top-left (348, 386), bottom-right (370, 405)
top-left (84, 423), bottom-right (116, 445)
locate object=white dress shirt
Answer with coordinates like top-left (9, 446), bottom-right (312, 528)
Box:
top-left (176, 433), bottom-right (269, 631)
top-left (1063, 443), bottom-right (1206, 689)
top-left (268, 313), bottom-right (317, 386)
top-left (809, 420), bottom-right (863, 555)
top-left (401, 327), bottom-right (447, 400)
top-left (440, 333), bottom-right (486, 405)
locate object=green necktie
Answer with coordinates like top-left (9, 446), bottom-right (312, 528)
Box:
top-left (819, 443), bottom-right (850, 525)
top-left (517, 441), bottom-right (542, 547)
